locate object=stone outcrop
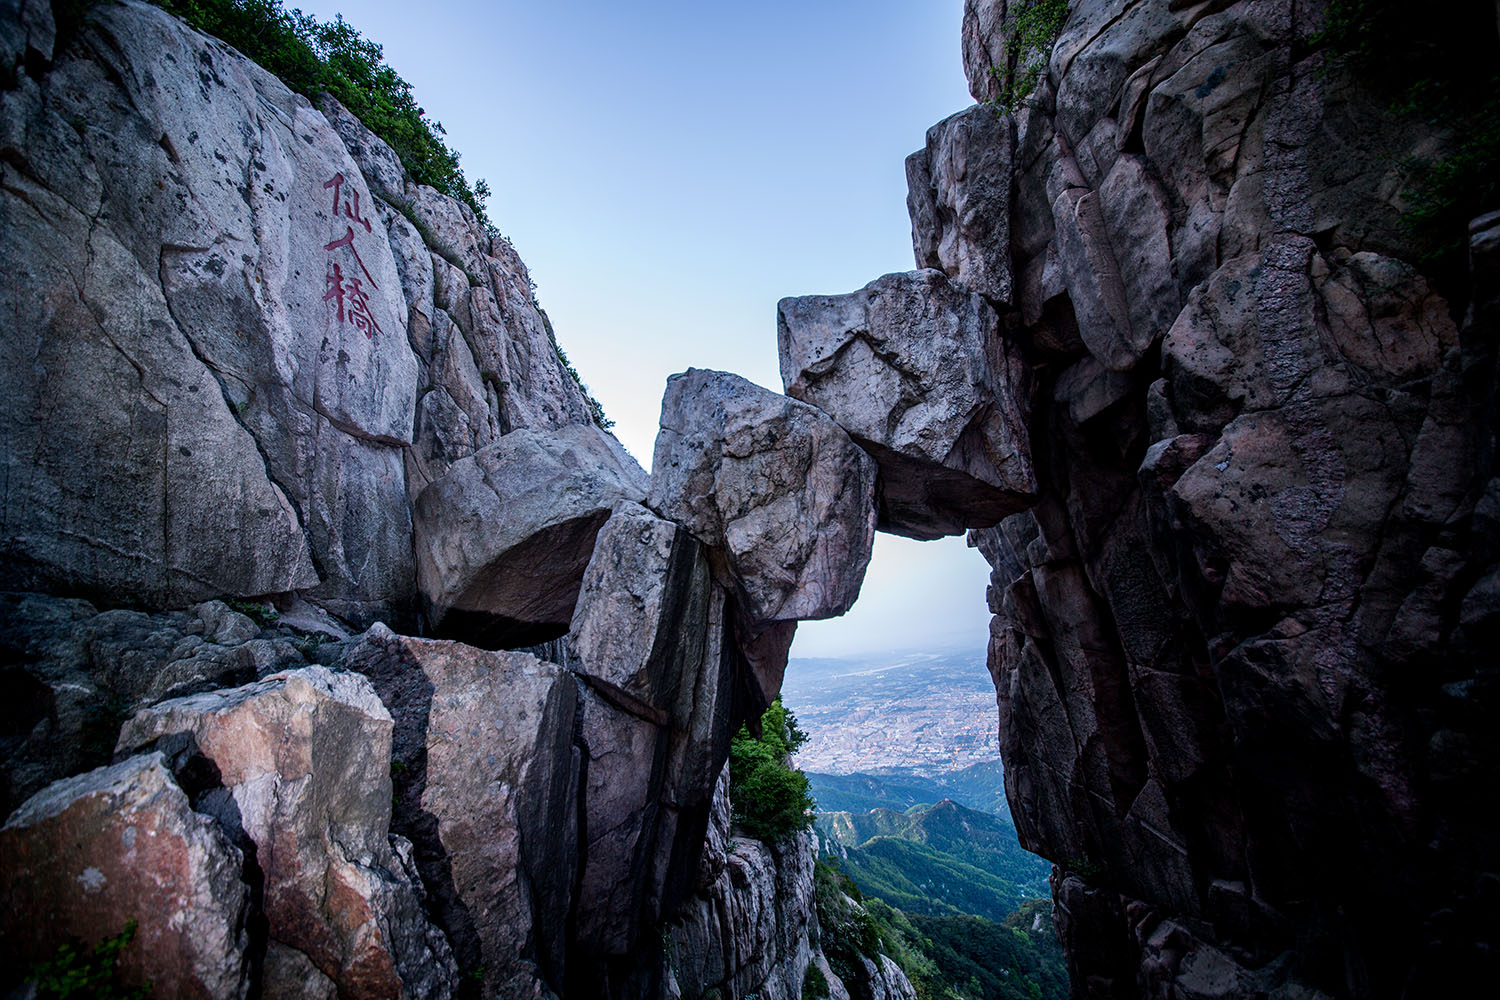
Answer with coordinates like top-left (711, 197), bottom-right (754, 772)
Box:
top-left (0, 753), bottom-right (251, 998)
top-left (4, 1), bottom-right (1498, 998)
top-left (117, 667), bottom-right (456, 1000)
top-left (414, 423), bottom-right (648, 646)
top-left (566, 502), bottom-right (734, 956)
top-left (0, 592), bottom-right (339, 818)
top-left (663, 772), bottom-right (822, 1000)
top-left (0, 0), bottom-right (602, 630)
top-left (778, 269), bottom-right (1034, 538)
top-left (649, 369), bottom-right (878, 624)
top-left (932, 1), bottom-right (1500, 997)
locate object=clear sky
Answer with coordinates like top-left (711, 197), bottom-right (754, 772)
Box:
top-left (294, 0), bottom-right (995, 658)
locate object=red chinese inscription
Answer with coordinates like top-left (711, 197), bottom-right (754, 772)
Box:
top-left (323, 172), bottom-right (373, 233)
top-left (323, 263), bottom-right (382, 339)
top-left (323, 226), bottom-right (377, 288)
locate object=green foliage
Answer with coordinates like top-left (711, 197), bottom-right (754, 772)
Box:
top-left (816, 800), bottom-right (1049, 923)
top-left (909, 903), bottom-right (1069, 1000)
top-left (225, 598), bottom-right (278, 626)
top-left (987, 0), bottom-right (1069, 114)
top-left (811, 793), bottom-right (1066, 998)
top-left (148, 0), bottom-right (492, 228)
top-left (29, 919), bottom-right (152, 999)
top-left (813, 859), bottom-right (882, 988)
top-left (826, 835), bottom-right (1030, 923)
top-left (1315, 0), bottom-right (1500, 270)
top-left (728, 698), bottom-right (813, 842)
top-left (801, 962), bottom-right (830, 1000)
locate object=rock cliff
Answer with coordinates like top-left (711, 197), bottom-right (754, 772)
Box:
top-left (0, 3), bottom-right (902, 997)
top-left (873, 1), bottom-right (1496, 996)
top-left (2, 1), bottom-right (1496, 999)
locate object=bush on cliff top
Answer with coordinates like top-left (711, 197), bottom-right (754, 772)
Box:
top-left (147, 0), bottom-right (492, 228)
top-left (728, 698), bottom-right (814, 842)
top-left (1318, 0), bottom-right (1500, 276)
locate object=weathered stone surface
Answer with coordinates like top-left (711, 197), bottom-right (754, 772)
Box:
top-left (778, 270), bottom-right (1033, 539)
top-left (0, 0), bottom-right (54, 86)
top-left (0, 0), bottom-right (430, 615)
top-left (566, 500), bottom-right (768, 977)
top-left (343, 624), bottom-right (579, 997)
top-left (946, 4), bottom-right (1500, 996)
top-left (117, 666), bottom-right (456, 1000)
top-left (0, 592), bottom-right (340, 817)
top-left (0, 0), bottom-right (606, 629)
top-left (665, 821), bottom-right (818, 1000)
top-left (906, 105), bottom-right (1015, 305)
top-left (414, 422), bottom-right (648, 646)
top-left (649, 369), bottom-right (877, 622)
top-left (0, 753), bottom-right (250, 999)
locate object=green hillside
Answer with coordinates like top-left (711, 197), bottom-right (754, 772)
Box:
top-left (909, 901), bottom-right (1069, 1000)
top-left (826, 835), bottom-right (1023, 923)
top-left (807, 760), bottom-right (1009, 817)
top-left (818, 798), bottom-right (1050, 911)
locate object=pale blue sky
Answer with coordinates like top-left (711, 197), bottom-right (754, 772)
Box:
top-left (294, 0), bottom-right (994, 657)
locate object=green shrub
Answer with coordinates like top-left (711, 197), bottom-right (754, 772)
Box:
top-left (147, 0), bottom-right (492, 228)
top-left (29, 919), bottom-right (151, 999)
top-left (801, 962), bottom-right (830, 1000)
top-left (987, 0), bottom-right (1069, 114)
top-left (728, 698), bottom-right (813, 842)
top-left (1316, 0), bottom-right (1500, 275)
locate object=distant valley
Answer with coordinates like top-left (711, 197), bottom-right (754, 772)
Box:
top-left (784, 649), bottom-right (1066, 1000)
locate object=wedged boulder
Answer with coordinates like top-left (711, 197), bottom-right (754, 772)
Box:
top-left (777, 270), bottom-right (1034, 539)
top-left (0, 753), bottom-right (250, 999)
top-left (414, 422), bottom-right (648, 647)
top-left (566, 502), bottom-right (749, 962)
top-left (342, 624), bottom-right (579, 997)
top-left (906, 104), bottom-right (1015, 305)
top-left (648, 369), bottom-right (877, 623)
top-left (116, 666), bottom-right (456, 1000)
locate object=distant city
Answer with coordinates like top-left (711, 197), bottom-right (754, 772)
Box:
top-left (780, 648), bottom-right (1001, 776)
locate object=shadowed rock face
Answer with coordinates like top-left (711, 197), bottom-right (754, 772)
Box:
top-left (343, 625), bottom-right (580, 999)
top-left (938, 1), bottom-right (1500, 996)
top-left (778, 269), bottom-right (1035, 539)
top-left (566, 502), bottom-right (741, 963)
top-left (0, 754), bottom-right (251, 999)
top-left (648, 369), bottom-right (878, 625)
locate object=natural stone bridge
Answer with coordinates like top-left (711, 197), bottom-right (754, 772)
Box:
top-left (2, 1), bottom-right (1497, 998)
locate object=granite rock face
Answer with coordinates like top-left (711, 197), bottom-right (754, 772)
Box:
top-left (663, 773), bottom-right (818, 1000)
top-left (342, 625), bottom-right (580, 998)
top-left (940, 1), bottom-right (1500, 997)
top-left (414, 423), bottom-right (648, 646)
top-left (117, 667), bottom-right (456, 1000)
top-left (649, 369), bottom-right (878, 624)
top-left (0, 754), bottom-right (250, 999)
top-left (778, 269), bottom-right (1034, 538)
top-left (906, 105), bottom-right (1015, 307)
top-left (0, 0), bottom-right (600, 630)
